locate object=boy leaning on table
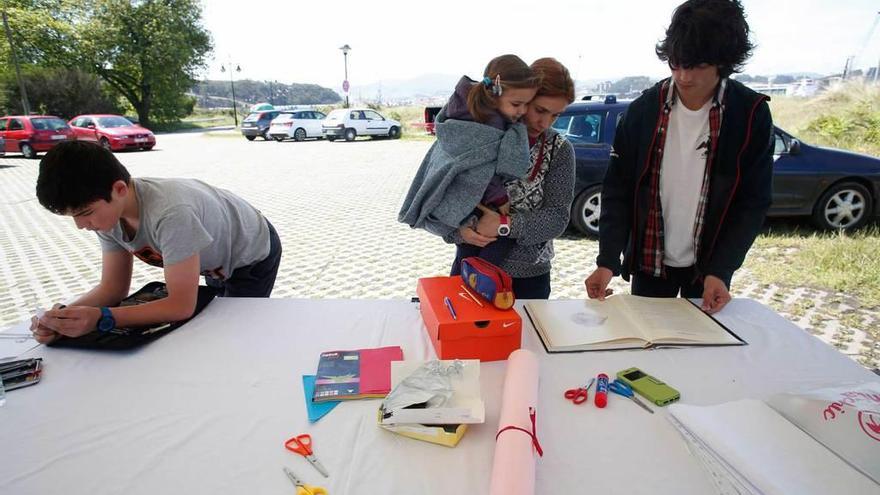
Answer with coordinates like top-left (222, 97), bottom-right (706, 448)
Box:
top-left (29, 140), bottom-right (282, 344)
top-left (584, 0), bottom-right (774, 314)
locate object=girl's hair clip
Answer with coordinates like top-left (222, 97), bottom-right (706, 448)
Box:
top-left (484, 74), bottom-right (503, 97)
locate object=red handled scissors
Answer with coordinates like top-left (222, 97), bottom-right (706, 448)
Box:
top-left (564, 377), bottom-right (595, 405)
top-left (285, 434), bottom-right (329, 478)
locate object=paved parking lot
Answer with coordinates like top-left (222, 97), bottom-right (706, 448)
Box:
top-left (0, 131), bottom-right (876, 368)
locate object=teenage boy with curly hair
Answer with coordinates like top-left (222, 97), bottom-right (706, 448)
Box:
top-left (31, 141), bottom-right (282, 343)
top-left (584, 0), bottom-right (774, 314)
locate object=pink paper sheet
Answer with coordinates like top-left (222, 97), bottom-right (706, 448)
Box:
top-left (489, 349), bottom-right (541, 495)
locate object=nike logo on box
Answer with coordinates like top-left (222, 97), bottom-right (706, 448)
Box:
top-left (502, 322), bottom-right (516, 328)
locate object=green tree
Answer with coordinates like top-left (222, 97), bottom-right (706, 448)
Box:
top-left (76, 0), bottom-right (212, 127)
top-left (0, 1), bottom-right (80, 67)
top-left (0, 1), bottom-right (81, 112)
top-left (1, 66), bottom-right (122, 117)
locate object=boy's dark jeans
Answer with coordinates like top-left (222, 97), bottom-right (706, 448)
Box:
top-left (631, 265), bottom-right (731, 298)
top-left (206, 220), bottom-right (282, 297)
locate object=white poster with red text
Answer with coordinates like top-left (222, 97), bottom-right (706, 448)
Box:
top-left (769, 382), bottom-right (880, 485)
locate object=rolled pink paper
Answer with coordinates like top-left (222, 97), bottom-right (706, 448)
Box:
top-left (489, 349), bottom-right (541, 495)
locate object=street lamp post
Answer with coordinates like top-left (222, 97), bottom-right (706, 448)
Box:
top-left (221, 62), bottom-right (242, 126)
top-left (339, 44), bottom-right (351, 108)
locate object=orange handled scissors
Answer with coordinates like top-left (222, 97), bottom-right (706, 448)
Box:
top-left (285, 434), bottom-right (329, 478)
top-left (564, 377), bottom-right (595, 405)
top-left (283, 467), bottom-right (327, 495)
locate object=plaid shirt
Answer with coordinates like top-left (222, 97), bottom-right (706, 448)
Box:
top-left (640, 78), bottom-right (727, 277)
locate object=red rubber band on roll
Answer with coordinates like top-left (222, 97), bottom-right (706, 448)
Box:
top-left (495, 407), bottom-right (543, 457)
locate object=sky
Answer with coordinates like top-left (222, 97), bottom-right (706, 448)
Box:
top-left (200, 0), bottom-right (880, 91)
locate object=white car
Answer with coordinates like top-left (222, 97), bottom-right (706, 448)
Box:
top-left (268, 110), bottom-right (327, 142)
top-left (322, 108), bottom-right (401, 141)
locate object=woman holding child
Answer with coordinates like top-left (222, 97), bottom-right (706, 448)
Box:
top-left (440, 57), bottom-right (577, 299)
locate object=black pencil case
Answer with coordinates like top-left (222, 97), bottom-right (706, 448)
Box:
top-left (47, 282), bottom-right (217, 350)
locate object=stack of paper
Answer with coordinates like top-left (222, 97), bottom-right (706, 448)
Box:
top-left (312, 346), bottom-right (403, 402)
top-left (668, 399), bottom-right (879, 495)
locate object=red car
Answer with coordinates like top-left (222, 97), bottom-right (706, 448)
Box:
top-left (0, 115), bottom-right (75, 159)
top-left (68, 114), bottom-right (156, 151)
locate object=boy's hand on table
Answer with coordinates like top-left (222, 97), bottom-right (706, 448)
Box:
top-left (585, 267), bottom-right (614, 300)
top-left (30, 303), bottom-right (66, 344)
top-left (40, 306), bottom-right (102, 337)
top-left (701, 275), bottom-right (731, 314)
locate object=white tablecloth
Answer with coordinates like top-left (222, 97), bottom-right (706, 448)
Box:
top-left (1, 298), bottom-right (875, 494)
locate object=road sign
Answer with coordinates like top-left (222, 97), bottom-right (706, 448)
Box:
top-left (342, 80), bottom-right (350, 92)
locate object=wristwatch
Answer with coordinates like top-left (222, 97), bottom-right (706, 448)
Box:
top-left (97, 307), bottom-right (116, 333)
top-left (498, 214), bottom-right (511, 237)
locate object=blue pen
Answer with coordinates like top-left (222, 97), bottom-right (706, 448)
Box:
top-left (444, 296), bottom-right (458, 320)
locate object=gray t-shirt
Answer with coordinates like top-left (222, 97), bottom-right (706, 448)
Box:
top-left (97, 178), bottom-right (270, 281)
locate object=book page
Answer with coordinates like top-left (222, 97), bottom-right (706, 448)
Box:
top-left (617, 296), bottom-right (740, 345)
top-left (525, 299), bottom-right (649, 350)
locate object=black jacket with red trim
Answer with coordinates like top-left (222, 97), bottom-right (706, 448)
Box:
top-left (596, 77), bottom-right (774, 283)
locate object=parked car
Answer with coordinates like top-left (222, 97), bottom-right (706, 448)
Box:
top-left (268, 110), bottom-right (326, 142)
top-left (322, 108), bottom-right (401, 141)
top-left (68, 114), bottom-right (156, 151)
top-left (424, 106), bottom-right (442, 135)
top-left (0, 115), bottom-right (75, 159)
top-left (241, 110), bottom-right (280, 141)
top-left (555, 96), bottom-right (880, 236)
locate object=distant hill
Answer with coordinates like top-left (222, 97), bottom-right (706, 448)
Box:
top-left (349, 73), bottom-right (461, 102)
top-left (196, 71), bottom-right (832, 107)
top-left (349, 73), bottom-right (622, 104)
top-left (191, 80), bottom-right (341, 107)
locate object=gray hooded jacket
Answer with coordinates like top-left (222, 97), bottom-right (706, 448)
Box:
top-left (397, 110), bottom-right (530, 237)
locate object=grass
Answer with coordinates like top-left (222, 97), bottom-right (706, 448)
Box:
top-left (770, 81), bottom-right (880, 157)
top-left (152, 108), bottom-right (237, 133)
top-left (748, 82), bottom-right (880, 311)
top-left (744, 221), bottom-right (880, 308)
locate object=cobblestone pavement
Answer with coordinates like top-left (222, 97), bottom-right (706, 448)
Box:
top-left (0, 131), bottom-right (876, 368)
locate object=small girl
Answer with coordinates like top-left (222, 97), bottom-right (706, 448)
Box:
top-left (399, 54), bottom-right (540, 271)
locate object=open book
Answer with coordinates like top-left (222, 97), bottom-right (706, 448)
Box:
top-left (524, 295), bottom-right (744, 352)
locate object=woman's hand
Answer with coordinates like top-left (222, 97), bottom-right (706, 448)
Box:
top-left (459, 226), bottom-right (495, 247)
top-left (475, 204), bottom-right (501, 237)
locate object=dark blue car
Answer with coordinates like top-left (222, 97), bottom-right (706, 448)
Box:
top-left (553, 97), bottom-right (880, 236)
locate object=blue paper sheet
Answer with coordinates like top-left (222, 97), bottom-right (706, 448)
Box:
top-left (302, 375), bottom-right (340, 422)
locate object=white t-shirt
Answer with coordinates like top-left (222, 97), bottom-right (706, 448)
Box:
top-left (660, 99), bottom-right (712, 267)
